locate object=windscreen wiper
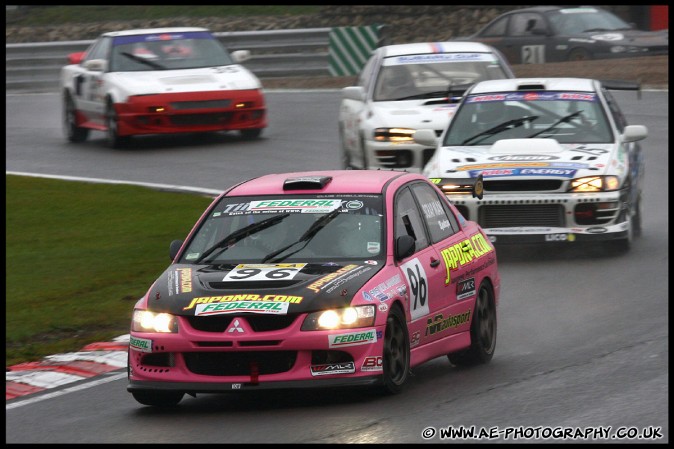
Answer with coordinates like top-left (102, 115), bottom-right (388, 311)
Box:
top-left (260, 207), bottom-right (342, 263)
top-left (461, 115), bottom-right (539, 145)
top-left (120, 52), bottom-right (166, 70)
top-left (194, 213), bottom-right (290, 264)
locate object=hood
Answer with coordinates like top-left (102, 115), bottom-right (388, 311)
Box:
top-left (371, 100), bottom-right (459, 131)
top-left (425, 138), bottom-right (623, 180)
top-left (108, 65), bottom-right (261, 95)
top-left (146, 262), bottom-right (383, 316)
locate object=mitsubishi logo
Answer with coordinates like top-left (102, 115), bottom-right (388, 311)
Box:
top-left (228, 319), bottom-right (244, 333)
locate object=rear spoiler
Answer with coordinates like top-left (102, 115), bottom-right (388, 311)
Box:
top-left (429, 174), bottom-right (484, 200)
top-left (600, 79), bottom-right (641, 100)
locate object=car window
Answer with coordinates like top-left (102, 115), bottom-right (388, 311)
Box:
top-left (179, 194), bottom-right (385, 263)
top-left (83, 37), bottom-right (111, 63)
top-left (601, 88), bottom-right (628, 132)
top-left (373, 52), bottom-right (512, 101)
top-left (109, 31), bottom-right (234, 72)
top-left (480, 16), bottom-right (509, 37)
top-left (444, 90), bottom-right (613, 145)
top-left (394, 187), bottom-right (429, 252)
top-left (410, 182), bottom-right (458, 242)
top-left (357, 53), bottom-right (378, 91)
top-left (545, 7), bottom-right (632, 35)
top-left (508, 13), bottom-right (545, 37)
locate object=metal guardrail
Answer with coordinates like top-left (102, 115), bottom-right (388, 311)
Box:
top-left (5, 28), bottom-right (334, 92)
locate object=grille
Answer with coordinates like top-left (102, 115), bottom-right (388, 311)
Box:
top-left (184, 351), bottom-right (297, 376)
top-left (170, 99), bottom-right (232, 110)
top-left (479, 204), bottom-right (564, 228)
top-left (485, 179), bottom-right (563, 192)
top-left (170, 112), bottom-right (232, 126)
top-left (185, 314), bottom-right (298, 332)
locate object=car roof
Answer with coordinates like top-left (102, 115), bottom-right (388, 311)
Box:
top-left (380, 41), bottom-right (501, 57)
top-left (100, 27), bottom-right (210, 38)
top-left (227, 170), bottom-right (421, 196)
top-left (469, 77), bottom-right (599, 94)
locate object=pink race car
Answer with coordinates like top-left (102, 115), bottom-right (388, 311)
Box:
top-left (127, 170), bottom-right (500, 407)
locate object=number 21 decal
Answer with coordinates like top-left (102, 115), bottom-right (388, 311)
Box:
top-left (400, 258), bottom-right (429, 321)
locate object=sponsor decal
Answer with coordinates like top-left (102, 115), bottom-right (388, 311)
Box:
top-left (232, 384), bottom-right (242, 389)
top-left (328, 329), bottom-right (377, 348)
top-left (421, 199), bottom-right (445, 219)
top-left (364, 260), bottom-right (378, 265)
top-left (426, 311), bottom-right (471, 336)
top-left (184, 294), bottom-right (303, 310)
top-left (167, 267), bottom-right (193, 295)
top-left (410, 331), bottom-right (421, 348)
top-left (466, 92), bottom-right (597, 104)
top-left (459, 162), bottom-right (549, 171)
top-left (195, 301), bottom-right (290, 316)
top-left (587, 227), bottom-right (608, 234)
top-left (222, 263), bottom-right (306, 282)
top-left (345, 200), bottom-right (364, 210)
top-left (389, 53), bottom-right (494, 65)
top-left (325, 266), bottom-right (373, 294)
top-left (130, 336), bottom-right (152, 353)
top-left (362, 291), bottom-right (374, 301)
top-left (367, 242), bottom-right (380, 254)
top-left (440, 233), bottom-right (494, 285)
top-left (401, 258), bottom-right (430, 321)
top-left (307, 264), bottom-right (359, 293)
top-left (378, 303), bottom-right (389, 312)
top-left (361, 356), bottom-right (383, 372)
top-left (544, 233), bottom-right (576, 242)
top-left (456, 277), bottom-right (476, 300)
top-left (311, 362), bottom-right (356, 376)
top-left (487, 154), bottom-right (559, 162)
top-left (249, 199), bottom-right (342, 214)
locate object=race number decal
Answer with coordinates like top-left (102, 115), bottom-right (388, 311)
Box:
top-left (222, 263), bottom-right (306, 282)
top-left (521, 45), bottom-right (545, 64)
top-left (400, 258), bottom-right (429, 321)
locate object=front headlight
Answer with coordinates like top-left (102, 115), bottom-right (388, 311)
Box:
top-left (374, 128), bottom-right (415, 142)
top-left (301, 305), bottom-right (376, 331)
top-left (132, 309), bottom-right (178, 333)
top-left (569, 175), bottom-right (620, 192)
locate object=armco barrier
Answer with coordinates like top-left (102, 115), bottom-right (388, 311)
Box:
top-left (6, 27), bottom-right (382, 92)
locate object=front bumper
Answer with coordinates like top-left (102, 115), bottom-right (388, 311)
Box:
top-left (115, 89), bottom-right (267, 136)
top-left (127, 315), bottom-right (386, 393)
top-left (447, 190), bottom-right (630, 245)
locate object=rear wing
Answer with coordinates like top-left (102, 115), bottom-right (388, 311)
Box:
top-left (600, 79), bottom-right (642, 100)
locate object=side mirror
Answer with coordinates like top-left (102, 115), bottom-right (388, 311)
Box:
top-left (395, 235), bottom-right (416, 260)
top-left (342, 86), bottom-right (366, 102)
top-left (68, 51), bottom-right (86, 65)
top-left (83, 59), bottom-right (107, 72)
top-left (414, 129), bottom-right (438, 147)
top-left (169, 239), bottom-right (184, 261)
top-left (231, 50), bottom-right (251, 63)
top-left (621, 125), bottom-right (648, 143)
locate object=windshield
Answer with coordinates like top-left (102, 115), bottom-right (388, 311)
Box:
top-left (109, 31), bottom-right (234, 72)
top-left (179, 195), bottom-right (385, 264)
top-left (443, 91), bottom-right (613, 146)
top-left (373, 52), bottom-right (511, 101)
top-left (546, 7), bottom-right (632, 34)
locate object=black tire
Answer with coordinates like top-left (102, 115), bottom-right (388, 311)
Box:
top-left (448, 281), bottom-right (496, 366)
top-left (339, 125), bottom-right (354, 169)
top-left (63, 92), bottom-right (89, 143)
top-left (632, 193), bottom-right (643, 238)
top-left (360, 136), bottom-right (369, 170)
top-left (567, 48), bottom-right (592, 61)
top-left (381, 305), bottom-right (410, 394)
top-left (132, 390), bottom-right (184, 407)
top-left (105, 100), bottom-right (130, 148)
top-left (240, 128), bottom-right (263, 139)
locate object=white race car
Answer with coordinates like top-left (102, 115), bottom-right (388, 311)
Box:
top-left (338, 41), bottom-right (514, 172)
top-left (417, 77), bottom-right (647, 252)
top-left (61, 27), bottom-right (267, 148)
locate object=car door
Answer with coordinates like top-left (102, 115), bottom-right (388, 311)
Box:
top-left (504, 12), bottom-right (551, 64)
top-left (339, 51), bottom-right (380, 165)
top-left (73, 36), bottom-right (112, 124)
top-left (409, 182), bottom-right (475, 346)
top-left (394, 182), bottom-right (471, 350)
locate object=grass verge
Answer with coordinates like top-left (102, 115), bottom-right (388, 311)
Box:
top-left (5, 175), bottom-right (214, 367)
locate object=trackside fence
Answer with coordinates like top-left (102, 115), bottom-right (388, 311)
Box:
top-left (6, 27), bottom-right (384, 92)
